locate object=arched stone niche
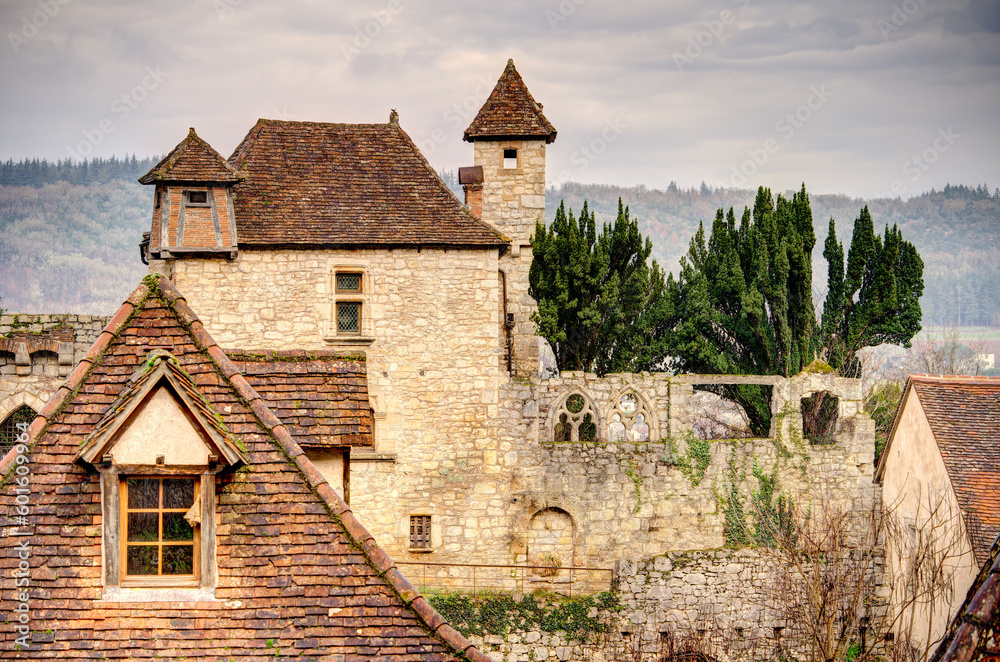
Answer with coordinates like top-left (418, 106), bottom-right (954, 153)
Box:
top-left (527, 507), bottom-right (575, 579)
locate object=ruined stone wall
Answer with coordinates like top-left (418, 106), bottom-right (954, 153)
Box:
top-left (0, 314), bottom-right (109, 420)
top-left (497, 369), bottom-right (876, 570)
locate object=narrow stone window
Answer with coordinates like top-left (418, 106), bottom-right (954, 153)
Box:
top-left (332, 270), bottom-right (365, 336)
top-left (503, 148), bottom-right (518, 169)
top-left (0, 405), bottom-right (35, 457)
top-left (336, 301), bottom-right (361, 333)
top-left (122, 476), bottom-right (200, 584)
top-left (410, 515), bottom-right (431, 549)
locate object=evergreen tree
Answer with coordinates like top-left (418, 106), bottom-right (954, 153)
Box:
top-left (529, 198), bottom-right (670, 374)
top-left (664, 186), bottom-right (924, 436)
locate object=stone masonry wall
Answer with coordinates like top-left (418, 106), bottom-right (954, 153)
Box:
top-left (0, 313), bottom-right (109, 420)
top-left (166, 247), bottom-right (511, 565)
top-left (476, 138), bottom-right (547, 378)
top-left (498, 369), bottom-right (876, 569)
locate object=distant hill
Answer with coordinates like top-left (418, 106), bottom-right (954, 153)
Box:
top-left (1, 157), bottom-right (997, 329)
top-left (544, 181), bottom-right (1000, 329)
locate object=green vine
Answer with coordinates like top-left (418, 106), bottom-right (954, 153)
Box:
top-left (721, 447), bottom-right (750, 548)
top-left (426, 591), bottom-right (621, 641)
top-left (664, 430), bottom-right (712, 487)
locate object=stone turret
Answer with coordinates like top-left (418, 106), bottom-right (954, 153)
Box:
top-left (463, 59), bottom-right (556, 377)
top-left (138, 128), bottom-right (243, 267)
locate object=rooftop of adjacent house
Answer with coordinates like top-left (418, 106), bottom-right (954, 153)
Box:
top-left (463, 59), bottom-right (557, 143)
top-left (225, 116), bottom-right (506, 247)
top-left (138, 127), bottom-right (242, 184)
top-left (227, 349), bottom-right (372, 449)
top-left (904, 374), bottom-right (1000, 562)
top-left (931, 532), bottom-right (1000, 662)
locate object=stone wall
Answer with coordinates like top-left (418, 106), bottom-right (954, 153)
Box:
top-left (0, 313), bottom-right (109, 421)
top-left (164, 247), bottom-right (511, 564)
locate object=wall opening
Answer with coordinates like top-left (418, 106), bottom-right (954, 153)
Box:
top-left (692, 385), bottom-right (772, 439)
top-left (801, 390), bottom-right (839, 444)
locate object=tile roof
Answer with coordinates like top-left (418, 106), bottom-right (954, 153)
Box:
top-left (138, 127), bottom-right (242, 184)
top-left (227, 349), bottom-right (373, 449)
top-left (226, 118), bottom-right (507, 247)
top-left (463, 59), bottom-right (557, 143)
top-left (910, 374), bottom-right (1000, 563)
top-left (78, 349), bottom-right (247, 467)
top-left (931, 533), bottom-right (1000, 662)
top-left (0, 274), bottom-right (490, 662)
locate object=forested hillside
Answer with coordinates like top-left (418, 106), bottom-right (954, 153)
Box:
top-left (0, 157), bottom-right (156, 313)
top-left (546, 182), bottom-right (1000, 329)
top-left (1, 157), bottom-right (997, 329)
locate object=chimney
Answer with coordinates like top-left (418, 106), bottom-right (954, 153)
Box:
top-left (458, 166), bottom-right (484, 219)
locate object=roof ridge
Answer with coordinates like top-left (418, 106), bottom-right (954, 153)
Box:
top-left (138, 127), bottom-right (241, 184)
top-left (17, 274), bottom-right (485, 661)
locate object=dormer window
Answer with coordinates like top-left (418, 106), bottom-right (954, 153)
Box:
top-left (503, 148), bottom-right (518, 169)
top-left (75, 350), bottom-right (246, 596)
top-left (186, 190), bottom-right (209, 205)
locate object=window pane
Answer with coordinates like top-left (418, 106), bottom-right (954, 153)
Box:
top-left (0, 405), bottom-right (35, 456)
top-left (162, 546), bottom-right (194, 575)
top-left (128, 512), bottom-right (159, 542)
top-left (162, 512), bottom-right (194, 541)
top-left (337, 302), bottom-right (361, 333)
top-left (127, 478), bottom-right (159, 509)
top-left (163, 478), bottom-right (195, 509)
top-left (336, 273), bottom-right (361, 292)
top-left (127, 545), bottom-right (158, 575)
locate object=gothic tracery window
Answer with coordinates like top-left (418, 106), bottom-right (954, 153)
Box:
top-left (610, 392), bottom-right (651, 442)
top-left (553, 393), bottom-right (597, 442)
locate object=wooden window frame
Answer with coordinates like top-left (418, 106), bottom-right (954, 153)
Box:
top-left (410, 514), bottom-right (432, 550)
top-left (119, 475), bottom-right (201, 588)
top-left (185, 189), bottom-right (210, 207)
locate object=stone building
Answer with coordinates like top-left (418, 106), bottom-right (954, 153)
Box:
top-left (1, 59), bottom-right (890, 640)
top-left (0, 274), bottom-right (491, 660)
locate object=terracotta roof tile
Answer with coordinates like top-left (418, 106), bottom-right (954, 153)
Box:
top-left (464, 59), bottom-right (557, 143)
top-left (910, 375), bottom-right (1000, 563)
top-left (0, 274), bottom-right (484, 660)
top-left (932, 533), bottom-right (1000, 662)
top-left (227, 349), bottom-right (373, 449)
top-left (226, 118), bottom-right (506, 247)
top-left (138, 127), bottom-right (242, 184)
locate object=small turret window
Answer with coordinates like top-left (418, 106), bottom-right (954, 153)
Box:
top-left (186, 191), bottom-right (208, 205)
top-left (503, 148), bottom-right (518, 169)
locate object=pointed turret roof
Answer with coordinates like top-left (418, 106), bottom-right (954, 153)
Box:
top-left (138, 127), bottom-right (242, 184)
top-left (463, 59), bottom-right (557, 143)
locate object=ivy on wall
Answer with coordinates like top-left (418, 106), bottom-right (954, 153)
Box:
top-left (426, 591), bottom-right (621, 641)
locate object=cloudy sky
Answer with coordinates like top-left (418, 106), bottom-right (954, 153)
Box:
top-left (2, 0), bottom-right (999, 198)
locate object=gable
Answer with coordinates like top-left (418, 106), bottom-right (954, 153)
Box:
top-left (109, 385), bottom-right (211, 466)
top-left (0, 274), bottom-right (486, 661)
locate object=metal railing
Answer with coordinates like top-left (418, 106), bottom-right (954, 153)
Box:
top-left (395, 561), bottom-right (613, 597)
